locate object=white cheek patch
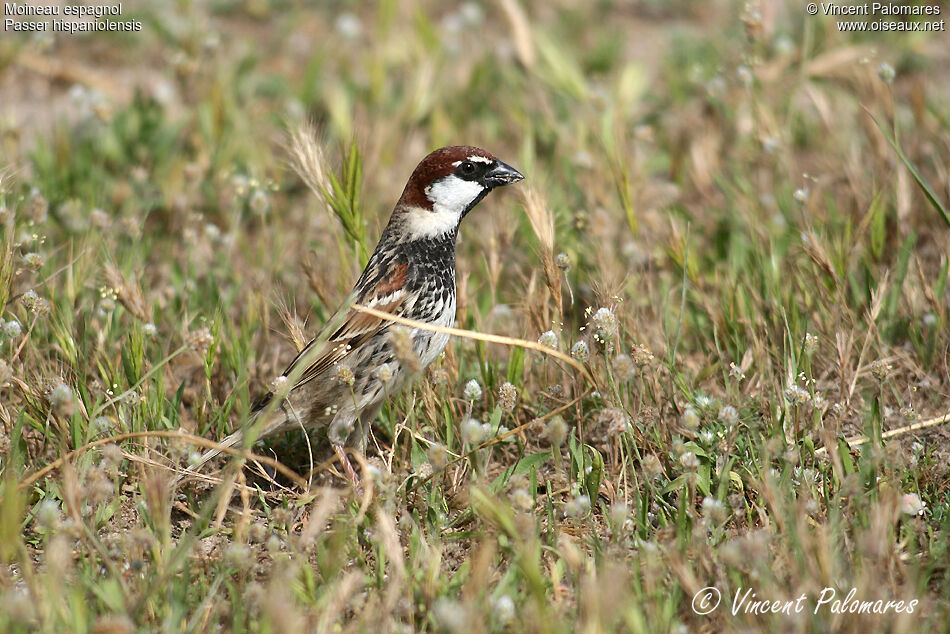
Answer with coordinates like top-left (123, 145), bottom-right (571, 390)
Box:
top-left (425, 175), bottom-right (485, 214)
top-left (402, 205), bottom-right (462, 239)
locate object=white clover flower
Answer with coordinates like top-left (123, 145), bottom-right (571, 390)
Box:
top-left (142, 322), bottom-right (157, 337)
top-left (784, 384), bottom-right (810, 405)
top-left (376, 362), bottom-right (394, 384)
top-left (900, 493), bottom-right (925, 516)
top-left (679, 451), bottom-right (700, 471)
top-left (590, 307), bottom-right (618, 344)
top-left (493, 595), bottom-right (515, 624)
top-left (702, 496), bottom-right (727, 522)
top-left (564, 493), bottom-right (591, 517)
top-left (728, 362), bottom-right (746, 381)
top-left (718, 405), bottom-right (739, 425)
top-left (334, 12), bottom-right (363, 39)
top-left (555, 252), bottom-right (571, 271)
top-left (641, 453), bottom-right (663, 478)
top-left (460, 417), bottom-right (485, 445)
top-left (3, 319), bottom-right (22, 339)
top-left (877, 62), bottom-right (895, 84)
top-left (682, 407), bottom-right (700, 429)
top-left (463, 378), bottom-right (482, 401)
top-left (538, 330), bottom-right (558, 349)
top-left (571, 340), bottom-right (590, 362)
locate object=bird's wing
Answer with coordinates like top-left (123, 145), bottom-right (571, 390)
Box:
top-left (272, 261), bottom-right (410, 396)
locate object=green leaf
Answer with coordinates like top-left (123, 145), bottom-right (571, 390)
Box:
top-left (865, 107), bottom-right (950, 229)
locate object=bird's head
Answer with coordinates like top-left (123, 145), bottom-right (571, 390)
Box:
top-left (393, 146), bottom-right (524, 240)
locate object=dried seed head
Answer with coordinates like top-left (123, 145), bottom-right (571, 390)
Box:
top-left (387, 326), bottom-right (420, 374)
top-left (597, 407), bottom-right (628, 436)
top-left (631, 344), bottom-right (654, 366)
top-left (249, 189), bottom-right (270, 215)
top-left (20, 290), bottom-right (40, 311)
top-left (185, 328), bottom-right (213, 354)
top-left (870, 359), bottom-right (891, 381)
top-left (497, 381), bottom-right (518, 412)
top-left (336, 365), bottom-right (355, 386)
top-left (426, 442), bottom-right (449, 471)
top-left (224, 543), bottom-right (252, 567)
top-left (493, 595), bottom-right (516, 624)
top-left (84, 467), bottom-right (114, 506)
top-left (248, 522), bottom-right (269, 543)
top-left (544, 415), bottom-right (568, 447)
top-left (34, 499), bottom-right (62, 531)
top-left (89, 208), bottom-right (110, 228)
top-left (612, 354), bottom-right (635, 381)
top-left (28, 191), bottom-right (48, 223)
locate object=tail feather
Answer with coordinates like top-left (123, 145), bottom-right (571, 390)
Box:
top-left (173, 404), bottom-right (292, 486)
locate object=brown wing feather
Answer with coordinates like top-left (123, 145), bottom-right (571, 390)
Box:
top-left (262, 262), bottom-right (409, 400)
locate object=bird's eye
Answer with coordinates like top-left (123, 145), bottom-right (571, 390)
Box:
top-left (459, 160), bottom-right (476, 175)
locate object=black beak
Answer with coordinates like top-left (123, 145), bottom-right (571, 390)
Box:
top-left (483, 160), bottom-right (524, 187)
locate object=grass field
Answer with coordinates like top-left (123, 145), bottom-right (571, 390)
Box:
top-left (1, 1), bottom-right (949, 631)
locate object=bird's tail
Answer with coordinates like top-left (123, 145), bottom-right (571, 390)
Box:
top-left (173, 404), bottom-right (293, 487)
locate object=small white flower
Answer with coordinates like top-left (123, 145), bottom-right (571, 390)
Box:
top-left (3, 319), bottom-right (22, 338)
top-left (564, 493), bottom-right (591, 517)
top-left (900, 493), bottom-right (925, 516)
top-left (571, 340), bottom-right (590, 362)
top-left (334, 12), bottom-right (363, 39)
top-left (460, 417), bottom-right (485, 445)
top-left (718, 405), bottom-right (739, 425)
top-left (463, 378), bottom-right (482, 401)
top-left (877, 62), bottom-right (895, 84)
top-left (538, 330), bottom-right (558, 349)
top-left (143, 323), bottom-right (157, 337)
top-left (493, 594), bottom-right (515, 624)
top-left (376, 362), bottom-right (394, 383)
top-left (682, 407), bottom-right (700, 429)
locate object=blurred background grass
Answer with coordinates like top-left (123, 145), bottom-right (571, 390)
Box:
top-left (1, 1), bottom-right (949, 632)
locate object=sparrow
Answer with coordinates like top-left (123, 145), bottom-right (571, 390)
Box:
top-left (183, 146), bottom-right (523, 483)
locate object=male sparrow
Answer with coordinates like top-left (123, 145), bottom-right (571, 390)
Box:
top-left (185, 146), bottom-right (523, 481)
